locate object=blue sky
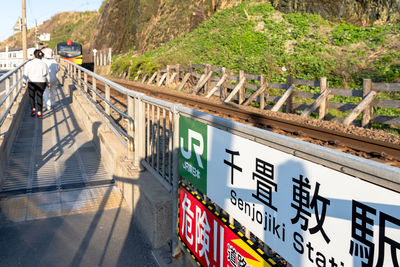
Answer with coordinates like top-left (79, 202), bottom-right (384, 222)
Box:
top-left (0, 0), bottom-right (104, 42)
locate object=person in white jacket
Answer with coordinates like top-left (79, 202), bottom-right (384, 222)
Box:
top-left (42, 48), bottom-right (59, 110)
top-left (23, 49), bottom-right (49, 118)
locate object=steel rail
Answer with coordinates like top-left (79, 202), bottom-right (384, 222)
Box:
top-left (113, 79), bottom-right (400, 162)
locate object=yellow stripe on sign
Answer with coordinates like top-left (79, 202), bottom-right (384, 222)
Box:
top-left (231, 239), bottom-right (272, 267)
top-left (229, 224), bottom-right (235, 230)
top-left (268, 258), bottom-right (276, 264)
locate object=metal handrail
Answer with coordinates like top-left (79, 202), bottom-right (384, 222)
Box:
top-left (61, 59), bottom-right (141, 97)
top-left (0, 78), bottom-right (24, 126)
top-left (68, 65), bottom-right (133, 124)
top-left (0, 61), bottom-right (28, 127)
top-left (0, 61), bottom-right (27, 83)
top-left (60, 63), bottom-right (133, 146)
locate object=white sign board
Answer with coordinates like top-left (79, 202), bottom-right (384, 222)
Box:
top-left (179, 117), bottom-right (400, 267)
top-left (38, 33), bottom-right (50, 41)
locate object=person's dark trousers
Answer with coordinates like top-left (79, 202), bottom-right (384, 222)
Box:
top-left (28, 82), bottom-right (46, 112)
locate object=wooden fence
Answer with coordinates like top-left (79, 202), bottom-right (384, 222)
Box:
top-left (93, 48), bottom-right (112, 66)
top-left (132, 63), bottom-right (400, 128)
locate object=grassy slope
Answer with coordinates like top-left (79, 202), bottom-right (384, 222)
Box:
top-left (113, 1), bottom-right (400, 86)
top-left (112, 1), bottom-right (400, 133)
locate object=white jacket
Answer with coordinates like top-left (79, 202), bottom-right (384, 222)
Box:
top-left (23, 58), bottom-right (50, 84)
top-left (42, 58), bottom-right (59, 83)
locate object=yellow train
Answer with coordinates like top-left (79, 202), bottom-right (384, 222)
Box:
top-left (55, 40), bottom-right (83, 65)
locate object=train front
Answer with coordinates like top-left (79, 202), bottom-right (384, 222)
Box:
top-left (56, 40), bottom-right (83, 65)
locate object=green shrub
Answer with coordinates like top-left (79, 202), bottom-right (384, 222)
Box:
top-left (111, 56), bottom-right (160, 78)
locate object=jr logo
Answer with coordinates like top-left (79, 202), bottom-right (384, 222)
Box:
top-left (179, 116), bottom-right (208, 194)
top-left (180, 129), bottom-right (204, 169)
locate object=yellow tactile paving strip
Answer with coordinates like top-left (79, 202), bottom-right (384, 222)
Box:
top-left (0, 185), bottom-right (126, 223)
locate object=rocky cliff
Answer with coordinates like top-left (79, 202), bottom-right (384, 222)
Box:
top-left (270, 0), bottom-right (400, 25)
top-left (90, 0), bottom-right (399, 55)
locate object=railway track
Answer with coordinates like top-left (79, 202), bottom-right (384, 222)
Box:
top-left (88, 77), bottom-right (400, 167)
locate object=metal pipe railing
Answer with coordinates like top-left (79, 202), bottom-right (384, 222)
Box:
top-left (0, 61), bottom-right (28, 127)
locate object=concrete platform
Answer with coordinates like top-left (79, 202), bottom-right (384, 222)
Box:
top-left (0, 203), bottom-right (158, 267)
top-left (0, 185), bottom-right (125, 223)
top-left (0, 84), bottom-right (162, 266)
top-left (0, 73), bottom-right (195, 267)
top-left (1, 84), bottom-right (113, 193)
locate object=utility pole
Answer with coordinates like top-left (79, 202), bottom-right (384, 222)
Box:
top-left (35, 20), bottom-right (39, 49)
top-left (22, 0), bottom-right (27, 60)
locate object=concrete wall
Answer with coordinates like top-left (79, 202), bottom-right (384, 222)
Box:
top-left (62, 72), bottom-right (172, 250)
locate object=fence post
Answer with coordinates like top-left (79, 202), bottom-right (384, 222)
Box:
top-left (105, 84), bottom-right (111, 116)
top-left (166, 65), bottom-right (171, 86)
top-left (190, 64), bottom-right (194, 77)
top-left (84, 72), bottom-right (88, 93)
top-left (133, 94), bottom-right (146, 170)
top-left (128, 95), bottom-right (135, 160)
top-left (176, 64), bottom-right (180, 84)
top-left (92, 78), bottom-right (97, 103)
top-left (78, 69), bottom-right (82, 87)
top-left (156, 69), bottom-right (161, 85)
top-left (362, 79), bottom-right (373, 127)
top-left (239, 70), bottom-right (246, 104)
top-left (221, 67), bottom-right (227, 101)
top-left (319, 77), bottom-right (328, 120)
top-left (285, 75), bottom-right (294, 113)
top-left (138, 95), bottom-right (145, 171)
top-left (171, 104), bottom-right (181, 258)
top-left (108, 48), bottom-right (112, 65)
top-left (12, 72), bottom-right (17, 99)
top-left (93, 49), bottom-right (97, 67)
top-left (17, 69), bottom-right (22, 99)
top-left (260, 74), bottom-right (266, 110)
top-left (205, 64), bottom-right (212, 94)
top-left (5, 77), bottom-right (10, 109)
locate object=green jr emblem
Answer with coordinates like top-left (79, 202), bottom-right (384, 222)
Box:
top-left (179, 116), bottom-right (207, 194)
